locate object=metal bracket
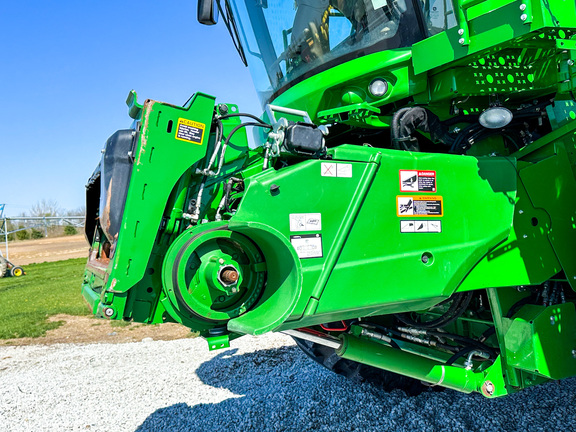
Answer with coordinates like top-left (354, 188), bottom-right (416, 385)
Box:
top-left (206, 334), bottom-right (231, 351)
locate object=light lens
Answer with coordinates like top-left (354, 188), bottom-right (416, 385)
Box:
top-left (479, 107), bottom-right (513, 129)
top-left (369, 79), bottom-right (388, 97)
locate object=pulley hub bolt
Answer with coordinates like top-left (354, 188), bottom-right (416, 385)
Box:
top-left (217, 264), bottom-right (241, 289)
top-left (221, 268), bottom-right (239, 284)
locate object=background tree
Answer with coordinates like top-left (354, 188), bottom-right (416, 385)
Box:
top-left (65, 205), bottom-right (86, 217)
top-left (30, 199), bottom-right (61, 218)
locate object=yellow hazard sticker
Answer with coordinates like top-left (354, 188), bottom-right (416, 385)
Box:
top-left (397, 195), bottom-right (443, 217)
top-left (175, 118), bottom-right (205, 145)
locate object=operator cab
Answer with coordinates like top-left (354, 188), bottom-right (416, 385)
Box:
top-left (201, 0), bottom-right (457, 105)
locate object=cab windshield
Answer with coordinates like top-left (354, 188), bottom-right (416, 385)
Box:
top-left (228, 0), bottom-right (444, 104)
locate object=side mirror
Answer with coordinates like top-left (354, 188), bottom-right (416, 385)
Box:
top-left (198, 0), bottom-right (219, 25)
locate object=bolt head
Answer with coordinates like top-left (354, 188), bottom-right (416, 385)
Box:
top-left (218, 258), bottom-right (225, 265)
top-left (458, 38), bottom-right (465, 45)
top-left (482, 381), bottom-right (495, 397)
top-left (520, 13), bottom-right (528, 21)
top-left (458, 28), bottom-right (464, 36)
top-left (571, 349), bottom-right (576, 358)
top-left (519, 3), bottom-right (526, 10)
top-left (104, 308), bottom-right (114, 317)
top-left (550, 316), bottom-right (556, 325)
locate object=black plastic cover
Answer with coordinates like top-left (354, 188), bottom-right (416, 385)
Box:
top-left (99, 130), bottom-right (136, 248)
top-left (283, 122), bottom-right (325, 157)
top-left (84, 164), bottom-right (101, 244)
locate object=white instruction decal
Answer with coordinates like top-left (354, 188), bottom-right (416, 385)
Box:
top-left (291, 234), bottom-right (323, 258)
top-left (321, 163), bottom-right (353, 178)
top-left (290, 213), bottom-right (322, 231)
top-left (321, 163), bottom-right (336, 177)
top-left (400, 220), bottom-right (442, 233)
top-left (337, 163), bottom-right (353, 177)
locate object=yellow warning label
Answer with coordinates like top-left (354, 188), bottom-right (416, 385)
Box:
top-left (397, 195), bottom-right (443, 217)
top-left (175, 118), bottom-right (205, 145)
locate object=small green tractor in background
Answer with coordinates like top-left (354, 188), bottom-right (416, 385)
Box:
top-left (83, 0), bottom-right (576, 397)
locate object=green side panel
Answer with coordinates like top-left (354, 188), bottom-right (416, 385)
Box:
top-left (459, 121), bottom-right (576, 291)
top-left (229, 154), bottom-right (375, 328)
top-left (229, 145), bottom-right (517, 329)
top-left (504, 303), bottom-right (576, 379)
top-left (106, 93), bottom-right (215, 295)
top-left (519, 141), bottom-right (576, 289)
top-left (314, 149), bottom-right (517, 321)
top-left (457, 171), bottom-right (560, 291)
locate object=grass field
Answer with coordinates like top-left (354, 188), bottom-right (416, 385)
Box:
top-left (0, 258), bottom-right (89, 339)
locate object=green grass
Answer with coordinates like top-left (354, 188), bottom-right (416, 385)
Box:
top-left (0, 258), bottom-right (89, 339)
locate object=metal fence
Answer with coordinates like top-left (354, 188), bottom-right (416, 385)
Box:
top-left (0, 205), bottom-right (85, 259)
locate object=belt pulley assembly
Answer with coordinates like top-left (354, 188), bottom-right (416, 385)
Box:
top-left (162, 226), bottom-right (267, 329)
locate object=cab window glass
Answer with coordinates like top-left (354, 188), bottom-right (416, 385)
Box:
top-left (418, 0), bottom-right (457, 35)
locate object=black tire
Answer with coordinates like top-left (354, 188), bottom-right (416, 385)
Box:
top-left (0, 257), bottom-right (7, 278)
top-left (10, 266), bottom-right (24, 277)
top-left (292, 337), bottom-right (435, 396)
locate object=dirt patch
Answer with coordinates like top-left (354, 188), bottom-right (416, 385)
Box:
top-left (2, 315), bottom-right (194, 346)
top-left (3, 237), bottom-right (194, 346)
top-left (6, 235), bottom-right (89, 266)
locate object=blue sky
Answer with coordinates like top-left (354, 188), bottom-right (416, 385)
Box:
top-left (0, 1), bottom-right (260, 217)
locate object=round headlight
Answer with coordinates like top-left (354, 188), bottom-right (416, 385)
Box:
top-left (368, 79), bottom-right (388, 97)
top-left (479, 107), bottom-right (513, 129)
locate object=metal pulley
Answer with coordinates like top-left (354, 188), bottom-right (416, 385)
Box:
top-left (162, 225), bottom-right (267, 329)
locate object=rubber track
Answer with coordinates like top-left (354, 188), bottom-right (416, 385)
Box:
top-left (292, 337), bottom-right (438, 396)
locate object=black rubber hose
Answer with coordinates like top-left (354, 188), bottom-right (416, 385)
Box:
top-left (450, 122), bottom-right (482, 153)
top-left (394, 291), bottom-right (473, 330)
top-left (387, 327), bottom-right (460, 353)
top-left (391, 107), bottom-right (413, 148)
top-left (218, 112), bottom-right (270, 126)
top-left (445, 346), bottom-right (477, 366)
top-left (505, 294), bottom-right (535, 318)
top-left (223, 179), bottom-right (233, 213)
top-left (392, 107), bottom-right (453, 150)
top-left (427, 329), bottom-right (497, 359)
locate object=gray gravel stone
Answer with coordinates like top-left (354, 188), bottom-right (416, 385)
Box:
top-left (1, 333), bottom-right (575, 432)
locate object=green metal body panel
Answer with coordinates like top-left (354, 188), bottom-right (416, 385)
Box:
top-left (503, 303), bottom-right (576, 379)
top-left (81, 0), bottom-right (576, 397)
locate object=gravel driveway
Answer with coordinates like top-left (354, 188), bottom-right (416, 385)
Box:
top-left (1, 333), bottom-right (575, 432)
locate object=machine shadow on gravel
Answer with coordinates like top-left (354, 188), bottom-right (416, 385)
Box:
top-left (135, 345), bottom-right (576, 432)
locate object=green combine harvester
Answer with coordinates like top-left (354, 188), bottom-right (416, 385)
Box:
top-left (82, 0), bottom-right (576, 397)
